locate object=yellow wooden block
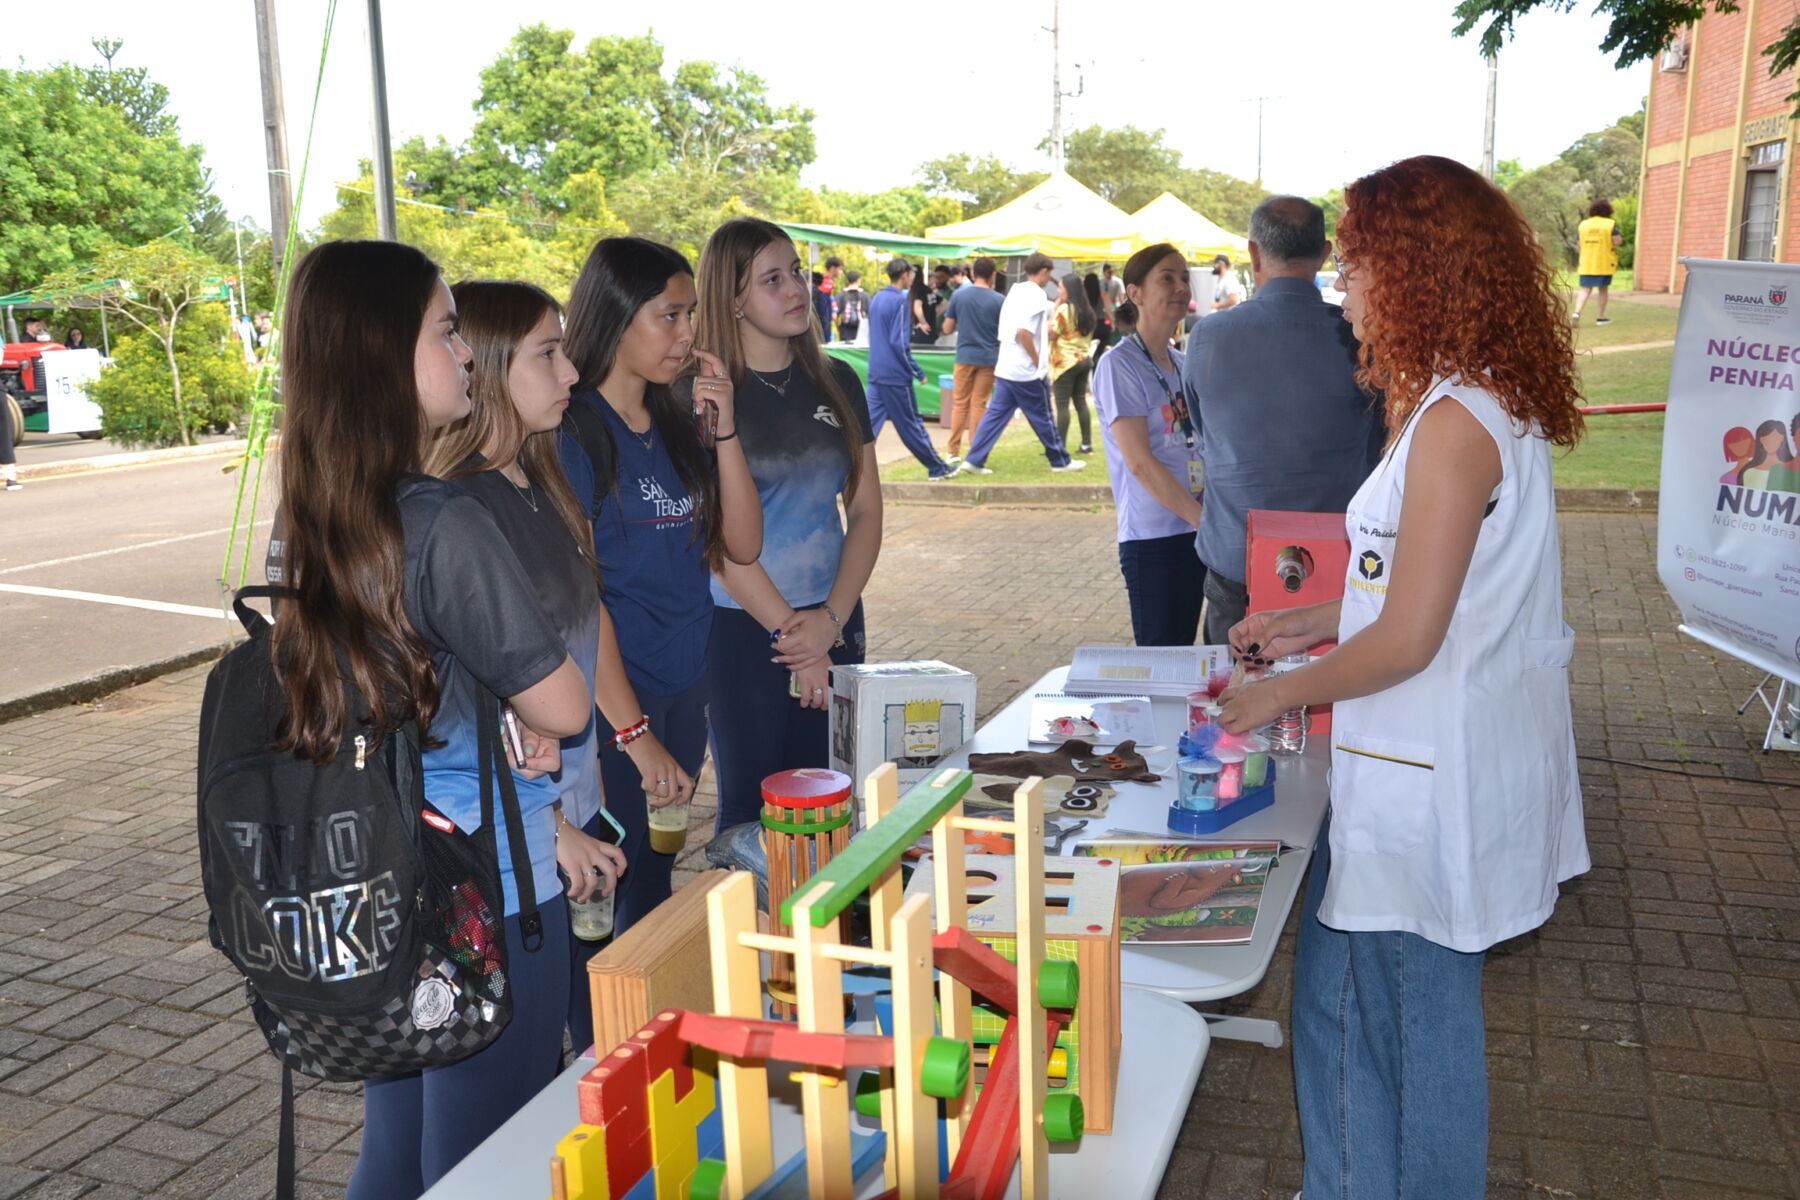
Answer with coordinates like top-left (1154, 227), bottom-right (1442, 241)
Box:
top-left (553, 1123), bottom-right (609, 1200)
top-left (648, 1061), bottom-right (716, 1200)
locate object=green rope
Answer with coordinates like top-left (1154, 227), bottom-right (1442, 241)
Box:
top-left (221, 0), bottom-right (341, 588)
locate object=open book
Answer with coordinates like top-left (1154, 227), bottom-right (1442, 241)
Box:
top-left (1028, 692), bottom-right (1157, 745)
top-left (1065, 645), bottom-right (1233, 698)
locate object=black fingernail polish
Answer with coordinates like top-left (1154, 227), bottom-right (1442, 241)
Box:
top-left (1247, 643), bottom-right (1261, 655)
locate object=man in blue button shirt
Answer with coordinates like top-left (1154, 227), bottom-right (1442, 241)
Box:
top-left (1181, 196), bottom-right (1386, 642)
top-left (868, 257), bottom-right (954, 479)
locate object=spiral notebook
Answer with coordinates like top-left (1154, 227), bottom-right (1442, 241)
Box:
top-left (1028, 691), bottom-right (1158, 745)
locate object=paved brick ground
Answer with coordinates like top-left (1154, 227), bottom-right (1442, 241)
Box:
top-left (1, 506), bottom-right (1795, 1199)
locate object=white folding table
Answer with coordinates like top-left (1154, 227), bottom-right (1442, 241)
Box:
top-left (940, 665), bottom-right (1331, 1047)
top-left (424, 987), bottom-right (1210, 1200)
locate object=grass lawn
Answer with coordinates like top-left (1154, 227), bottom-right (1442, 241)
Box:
top-left (884, 305), bottom-right (1678, 491)
top-left (883, 425), bottom-right (1118, 484)
top-left (1570, 296), bottom-right (1677, 348)
top-left (1554, 267), bottom-right (1636, 293)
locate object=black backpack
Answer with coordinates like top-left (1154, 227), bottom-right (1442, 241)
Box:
top-left (197, 585), bottom-right (538, 1199)
top-left (562, 394), bottom-right (618, 517)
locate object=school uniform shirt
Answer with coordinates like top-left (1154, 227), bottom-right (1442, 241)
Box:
top-left (446, 458), bottom-right (603, 836)
top-left (560, 393), bottom-right (713, 698)
top-left (1323, 379), bottom-right (1588, 953)
top-left (868, 284), bottom-right (922, 385)
top-left (995, 281), bottom-right (1057, 383)
top-left (1093, 337), bottom-right (1199, 543)
top-left (711, 358), bottom-right (875, 610)
top-left (266, 478), bottom-right (573, 916)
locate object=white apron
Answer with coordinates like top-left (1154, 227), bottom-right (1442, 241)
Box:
top-left (1321, 380), bottom-right (1589, 953)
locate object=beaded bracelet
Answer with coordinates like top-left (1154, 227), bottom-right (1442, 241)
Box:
top-left (612, 715), bottom-right (651, 751)
top-left (821, 602), bottom-right (847, 649)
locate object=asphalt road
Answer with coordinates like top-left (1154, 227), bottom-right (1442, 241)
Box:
top-left (0, 448), bottom-right (274, 710)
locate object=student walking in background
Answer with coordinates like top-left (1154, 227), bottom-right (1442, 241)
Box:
top-left (957, 252), bottom-right (1084, 474)
top-left (1571, 198), bottom-right (1624, 326)
top-left (694, 218), bottom-right (882, 830)
top-left (940, 256), bottom-right (1005, 462)
top-left (868, 257), bottom-right (955, 479)
top-left (1050, 270), bottom-right (1097, 455)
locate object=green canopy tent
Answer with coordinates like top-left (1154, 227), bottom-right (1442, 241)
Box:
top-left (0, 281), bottom-right (118, 353)
top-left (772, 221), bottom-right (1030, 262)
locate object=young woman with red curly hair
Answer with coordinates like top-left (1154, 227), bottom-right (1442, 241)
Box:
top-left (1219, 155), bottom-right (1589, 1199)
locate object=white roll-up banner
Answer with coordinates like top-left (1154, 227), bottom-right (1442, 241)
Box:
top-left (1658, 258), bottom-right (1800, 686)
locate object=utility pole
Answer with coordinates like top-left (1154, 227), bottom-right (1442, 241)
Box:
top-left (252, 0), bottom-right (295, 279)
top-left (1049, 0), bottom-right (1064, 171)
top-left (1481, 53), bottom-right (1498, 180)
top-left (1241, 96), bottom-right (1279, 186)
top-left (366, 0), bottom-right (398, 241)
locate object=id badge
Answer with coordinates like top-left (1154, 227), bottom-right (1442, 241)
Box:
top-left (1186, 457), bottom-right (1206, 494)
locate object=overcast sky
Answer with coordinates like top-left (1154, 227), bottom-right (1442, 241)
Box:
top-left (36, 1), bottom-right (1652, 233)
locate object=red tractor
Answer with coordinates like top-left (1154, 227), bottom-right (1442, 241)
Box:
top-left (1, 342), bottom-right (102, 441)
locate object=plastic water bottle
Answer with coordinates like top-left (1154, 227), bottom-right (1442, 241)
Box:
top-left (1268, 654), bottom-right (1310, 756)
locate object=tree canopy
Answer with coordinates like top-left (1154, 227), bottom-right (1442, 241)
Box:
top-left (0, 64), bottom-right (211, 292)
top-left (1454, 0), bottom-right (1800, 105)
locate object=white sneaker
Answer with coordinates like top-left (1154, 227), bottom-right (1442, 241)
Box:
top-left (957, 461), bottom-right (993, 475)
top-left (1051, 459), bottom-right (1087, 472)
top-left (944, 453), bottom-right (963, 465)
top-left (3, 479), bottom-right (20, 492)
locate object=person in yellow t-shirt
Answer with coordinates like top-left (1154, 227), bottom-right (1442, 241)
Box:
top-left (1572, 198), bottom-right (1624, 325)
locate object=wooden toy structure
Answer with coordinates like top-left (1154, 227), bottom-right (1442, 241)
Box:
top-left (760, 768), bottom-right (856, 1016)
top-left (549, 764), bottom-right (1084, 1200)
top-left (903, 851), bottom-right (1121, 1132)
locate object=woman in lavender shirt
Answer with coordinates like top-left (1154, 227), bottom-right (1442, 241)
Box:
top-left (1091, 242), bottom-right (1208, 645)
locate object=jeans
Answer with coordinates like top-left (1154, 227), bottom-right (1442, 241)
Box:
top-left (566, 675), bottom-right (711, 1053)
top-left (1202, 570), bottom-right (1250, 645)
top-left (705, 601), bottom-right (867, 831)
top-left (947, 363), bottom-right (996, 457)
top-left (1052, 358), bottom-right (1094, 449)
top-left (867, 380), bottom-right (952, 477)
top-left (1293, 818), bottom-right (1490, 1199)
top-left (1117, 533), bottom-right (1206, 645)
top-left (966, 376), bottom-right (1070, 468)
top-left (348, 901), bottom-right (572, 1199)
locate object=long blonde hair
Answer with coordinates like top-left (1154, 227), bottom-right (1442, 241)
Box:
top-left (692, 217), bottom-right (863, 501)
top-left (426, 281), bottom-right (597, 576)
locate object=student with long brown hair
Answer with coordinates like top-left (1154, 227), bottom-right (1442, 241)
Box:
top-left (558, 237), bottom-right (762, 947)
top-left (692, 217), bottom-right (881, 829)
top-left (1218, 156), bottom-right (1588, 1198)
top-left (272, 242), bottom-right (593, 1199)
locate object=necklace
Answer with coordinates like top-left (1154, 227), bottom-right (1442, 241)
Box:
top-left (626, 418), bottom-right (655, 451)
top-left (505, 467), bottom-right (538, 512)
top-left (747, 362), bottom-right (794, 396)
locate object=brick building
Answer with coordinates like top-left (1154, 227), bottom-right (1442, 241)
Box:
top-left (1640, 4), bottom-right (1800, 291)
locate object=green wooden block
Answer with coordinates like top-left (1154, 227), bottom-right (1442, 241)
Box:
top-left (780, 768), bottom-right (973, 927)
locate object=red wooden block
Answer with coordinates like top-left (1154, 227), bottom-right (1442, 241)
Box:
top-left (627, 1011), bottom-right (693, 1099)
top-left (932, 928), bottom-right (1021, 1015)
top-left (602, 1122), bottom-right (652, 1200)
top-left (674, 1010), bottom-right (895, 1070)
top-left (580, 1046), bottom-right (650, 1127)
top-left (948, 1012), bottom-right (1065, 1200)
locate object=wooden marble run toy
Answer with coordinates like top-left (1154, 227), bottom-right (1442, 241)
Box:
top-left (548, 764), bottom-right (1084, 1200)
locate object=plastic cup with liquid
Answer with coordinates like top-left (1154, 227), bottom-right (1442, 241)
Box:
top-left (564, 871), bottom-right (615, 942)
top-left (647, 792), bottom-right (691, 856)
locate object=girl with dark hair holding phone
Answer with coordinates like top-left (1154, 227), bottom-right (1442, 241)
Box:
top-left (1219, 156), bottom-right (1588, 1198)
top-left (1050, 270), bottom-right (1098, 454)
top-left (557, 237), bottom-right (762, 961)
top-left (693, 217), bottom-right (881, 830)
top-left (423, 282), bottom-right (634, 1057)
top-left (272, 242), bottom-right (594, 1199)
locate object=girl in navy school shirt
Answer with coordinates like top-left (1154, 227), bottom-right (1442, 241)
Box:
top-left (559, 237), bottom-right (763, 955)
top-left (693, 217), bottom-right (882, 830)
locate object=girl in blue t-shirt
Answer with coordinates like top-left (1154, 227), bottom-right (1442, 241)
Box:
top-left (275, 242), bottom-right (595, 1199)
top-left (693, 218), bottom-right (882, 830)
top-left (559, 238), bottom-right (764, 945)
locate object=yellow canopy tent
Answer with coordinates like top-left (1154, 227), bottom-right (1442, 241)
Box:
top-left (925, 171), bottom-right (1139, 259)
top-left (1130, 192), bottom-right (1250, 262)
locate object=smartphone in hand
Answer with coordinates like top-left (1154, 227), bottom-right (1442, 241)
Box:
top-left (499, 703), bottom-right (527, 768)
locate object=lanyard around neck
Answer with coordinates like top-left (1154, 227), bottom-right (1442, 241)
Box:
top-left (1131, 331), bottom-right (1195, 445)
